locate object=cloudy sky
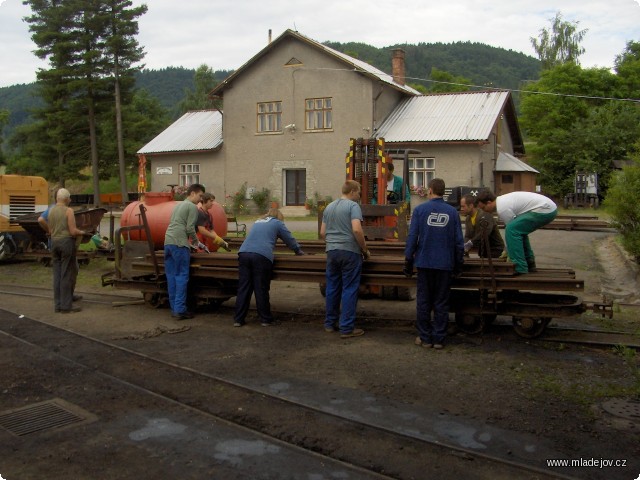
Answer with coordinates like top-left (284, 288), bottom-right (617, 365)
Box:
top-left (1, 0), bottom-right (639, 88)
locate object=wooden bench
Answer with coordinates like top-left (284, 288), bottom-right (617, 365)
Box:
top-left (226, 215), bottom-right (247, 237)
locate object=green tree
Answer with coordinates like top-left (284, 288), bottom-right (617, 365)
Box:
top-left (177, 64), bottom-right (221, 114)
top-left (530, 11), bottom-right (587, 70)
top-left (520, 63), bottom-right (626, 196)
top-left (428, 67), bottom-right (471, 92)
top-left (98, 88), bottom-right (170, 179)
top-left (604, 157), bottom-right (640, 261)
top-left (615, 41), bottom-right (640, 97)
top-left (23, 0), bottom-right (147, 203)
top-left (103, 0), bottom-right (147, 202)
top-left (0, 109), bottom-right (8, 165)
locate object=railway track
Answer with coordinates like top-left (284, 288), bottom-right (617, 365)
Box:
top-left (0, 285), bottom-right (636, 349)
top-left (0, 308), bottom-right (573, 480)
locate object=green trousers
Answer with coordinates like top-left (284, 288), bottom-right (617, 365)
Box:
top-left (505, 210), bottom-right (557, 273)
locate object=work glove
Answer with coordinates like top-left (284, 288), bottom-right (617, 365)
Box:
top-left (464, 240), bottom-right (473, 252)
top-left (295, 249), bottom-right (307, 256)
top-left (213, 235), bottom-right (230, 252)
top-left (362, 249), bottom-right (371, 261)
top-left (402, 258), bottom-right (414, 278)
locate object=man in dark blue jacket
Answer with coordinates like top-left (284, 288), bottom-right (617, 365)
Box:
top-left (234, 208), bottom-right (305, 327)
top-left (404, 178), bottom-right (464, 349)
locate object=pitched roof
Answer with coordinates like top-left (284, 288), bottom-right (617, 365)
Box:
top-left (496, 151), bottom-right (538, 173)
top-left (376, 91), bottom-right (524, 153)
top-left (209, 29), bottom-right (420, 97)
top-left (137, 110), bottom-right (222, 155)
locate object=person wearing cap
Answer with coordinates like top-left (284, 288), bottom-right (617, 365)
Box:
top-left (476, 190), bottom-right (557, 275)
top-left (459, 193), bottom-right (505, 258)
top-left (233, 208), bottom-right (305, 327)
top-left (46, 188), bottom-right (86, 313)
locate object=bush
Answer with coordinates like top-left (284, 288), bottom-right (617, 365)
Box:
top-left (604, 164), bottom-right (640, 262)
top-left (251, 187), bottom-right (271, 213)
top-left (227, 183), bottom-right (247, 215)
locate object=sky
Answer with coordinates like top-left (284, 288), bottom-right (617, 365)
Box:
top-left (1, 0), bottom-right (639, 89)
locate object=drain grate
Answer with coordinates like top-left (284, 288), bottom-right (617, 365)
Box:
top-left (601, 398), bottom-right (640, 421)
top-left (0, 398), bottom-right (97, 436)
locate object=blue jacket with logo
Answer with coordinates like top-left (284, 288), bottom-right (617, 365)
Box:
top-left (405, 197), bottom-right (464, 271)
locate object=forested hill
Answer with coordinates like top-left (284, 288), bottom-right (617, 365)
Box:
top-left (0, 41), bottom-right (539, 142)
top-left (325, 40), bottom-right (541, 91)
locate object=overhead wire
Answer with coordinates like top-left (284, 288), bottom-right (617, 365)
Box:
top-left (305, 66), bottom-right (640, 103)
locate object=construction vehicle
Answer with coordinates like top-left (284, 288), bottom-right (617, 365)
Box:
top-left (0, 175), bottom-right (49, 260)
top-left (564, 172), bottom-right (600, 209)
top-left (345, 137), bottom-right (414, 241)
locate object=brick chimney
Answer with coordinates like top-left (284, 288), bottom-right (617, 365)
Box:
top-left (392, 48), bottom-right (406, 86)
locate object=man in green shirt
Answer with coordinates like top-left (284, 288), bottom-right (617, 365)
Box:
top-left (164, 183), bottom-right (205, 319)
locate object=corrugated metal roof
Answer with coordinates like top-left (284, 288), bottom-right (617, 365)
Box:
top-left (210, 29), bottom-right (420, 97)
top-left (496, 151), bottom-right (539, 173)
top-left (137, 110), bottom-right (222, 154)
top-left (376, 91), bottom-right (511, 143)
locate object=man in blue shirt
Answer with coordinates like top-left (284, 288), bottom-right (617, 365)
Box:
top-left (404, 178), bottom-right (464, 349)
top-left (320, 180), bottom-right (370, 338)
top-left (234, 208), bottom-right (304, 327)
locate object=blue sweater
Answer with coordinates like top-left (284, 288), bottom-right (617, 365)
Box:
top-left (238, 217), bottom-right (300, 262)
top-left (405, 197), bottom-right (464, 271)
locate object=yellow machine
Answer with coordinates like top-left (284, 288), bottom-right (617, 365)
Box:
top-left (0, 175), bottom-right (49, 260)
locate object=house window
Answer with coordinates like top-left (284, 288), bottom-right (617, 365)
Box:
top-left (305, 97), bottom-right (332, 130)
top-left (257, 101), bottom-right (282, 132)
top-left (502, 174), bottom-right (514, 184)
top-left (179, 163), bottom-right (200, 186)
top-left (409, 157), bottom-right (435, 187)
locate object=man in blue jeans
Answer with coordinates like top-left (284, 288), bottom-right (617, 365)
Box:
top-left (164, 183), bottom-right (205, 320)
top-left (404, 178), bottom-right (464, 349)
top-left (320, 180), bottom-right (370, 339)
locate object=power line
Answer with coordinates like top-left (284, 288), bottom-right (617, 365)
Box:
top-left (306, 67), bottom-right (640, 103)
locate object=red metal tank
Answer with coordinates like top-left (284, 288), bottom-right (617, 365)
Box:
top-left (120, 192), bottom-right (228, 251)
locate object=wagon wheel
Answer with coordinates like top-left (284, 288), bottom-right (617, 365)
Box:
top-left (455, 313), bottom-right (488, 334)
top-left (208, 297), bottom-right (230, 308)
top-left (512, 316), bottom-right (551, 338)
top-left (396, 287), bottom-right (413, 301)
top-left (143, 292), bottom-right (163, 308)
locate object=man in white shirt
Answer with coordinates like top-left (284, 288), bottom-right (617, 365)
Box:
top-left (476, 191), bottom-right (557, 275)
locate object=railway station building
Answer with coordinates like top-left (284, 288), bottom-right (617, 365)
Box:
top-left (138, 29), bottom-right (532, 214)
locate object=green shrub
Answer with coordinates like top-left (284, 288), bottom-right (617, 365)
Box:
top-left (227, 183), bottom-right (247, 215)
top-left (604, 164), bottom-right (640, 262)
top-left (251, 187), bottom-right (271, 213)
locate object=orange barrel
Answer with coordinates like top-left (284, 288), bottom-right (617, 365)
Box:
top-left (120, 192), bottom-right (228, 250)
